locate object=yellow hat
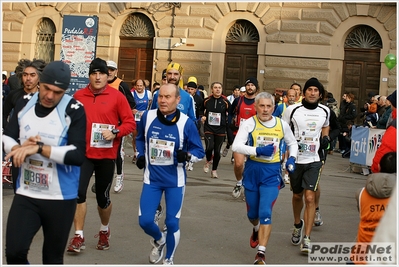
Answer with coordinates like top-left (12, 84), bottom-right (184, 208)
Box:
top-left (188, 76), bottom-right (197, 84)
top-left (166, 62), bottom-right (183, 75)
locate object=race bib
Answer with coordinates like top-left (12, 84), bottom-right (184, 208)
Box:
top-left (255, 136), bottom-right (278, 160)
top-left (90, 123), bottom-right (115, 148)
top-left (135, 111), bottom-right (144, 121)
top-left (208, 112), bottom-right (221, 126)
top-left (22, 158), bottom-right (53, 191)
top-left (149, 138), bottom-right (175, 166)
top-left (298, 137), bottom-right (317, 157)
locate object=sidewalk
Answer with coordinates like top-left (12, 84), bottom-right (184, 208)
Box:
top-left (2, 149), bottom-right (367, 265)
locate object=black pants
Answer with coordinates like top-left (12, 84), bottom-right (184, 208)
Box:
top-left (6, 195), bottom-right (76, 264)
top-left (204, 133), bottom-right (225, 171)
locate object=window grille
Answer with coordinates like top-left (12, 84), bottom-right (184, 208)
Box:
top-left (344, 25), bottom-right (382, 49)
top-left (34, 18), bottom-right (56, 63)
top-left (226, 20), bottom-right (259, 42)
top-left (120, 13), bottom-right (155, 38)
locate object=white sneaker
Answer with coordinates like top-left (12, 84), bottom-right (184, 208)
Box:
top-left (203, 161), bottom-right (210, 173)
top-left (222, 147), bottom-right (229, 157)
top-left (163, 259), bottom-right (173, 265)
top-left (113, 174), bottom-right (124, 193)
top-left (211, 170), bottom-right (218, 178)
top-left (284, 174), bottom-right (290, 184)
top-left (232, 184), bottom-right (243, 199)
top-left (186, 161), bottom-right (194, 171)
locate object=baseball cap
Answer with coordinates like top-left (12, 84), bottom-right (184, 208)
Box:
top-left (40, 61), bottom-right (71, 90)
top-left (240, 86), bottom-right (246, 92)
top-left (106, 60), bottom-right (118, 70)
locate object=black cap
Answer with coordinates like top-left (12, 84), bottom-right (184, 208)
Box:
top-left (187, 81), bottom-right (197, 88)
top-left (387, 90), bottom-right (397, 108)
top-left (89, 58), bottom-right (108, 75)
top-left (40, 61), bottom-right (71, 90)
top-left (198, 85), bottom-right (204, 90)
top-left (303, 77), bottom-right (325, 98)
top-left (245, 77), bottom-right (258, 88)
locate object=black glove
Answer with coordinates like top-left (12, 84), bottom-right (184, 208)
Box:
top-left (177, 150), bottom-right (189, 163)
top-left (136, 155), bottom-right (145, 169)
top-left (320, 136), bottom-right (330, 150)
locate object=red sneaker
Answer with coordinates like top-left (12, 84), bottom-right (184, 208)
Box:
top-left (250, 229), bottom-right (259, 248)
top-left (67, 234), bottom-right (85, 253)
top-left (95, 229), bottom-right (110, 250)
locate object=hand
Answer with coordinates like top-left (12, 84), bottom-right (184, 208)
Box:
top-left (285, 156), bottom-right (296, 174)
top-left (177, 150), bottom-right (188, 163)
top-left (320, 136), bottom-right (330, 150)
top-left (136, 155), bottom-right (145, 169)
top-left (256, 144), bottom-right (274, 157)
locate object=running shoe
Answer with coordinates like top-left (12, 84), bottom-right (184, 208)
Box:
top-left (67, 234), bottom-right (85, 253)
top-left (314, 209), bottom-right (323, 226)
top-left (95, 229), bottom-right (110, 250)
top-left (232, 184), bottom-right (243, 199)
top-left (149, 235), bottom-right (166, 264)
top-left (163, 259), bottom-right (174, 265)
top-left (211, 170), bottom-right (218, 178)
top-left (113, 174), bottom-right (124, 193)
top-left (283, 174), bottom-right (290, 184)
top-left (291, 219), bottom-right (304, 245)
top-left (186, 161), bottom-right (194, 171)
top-left (253, 252), bottom-right (266, 264)
top-left (250, 228), bottom-right (259, 248)
top-left (301, 236), bottom-right (311, 254)
top-left (222, 147), bottom-right (229, 157)
top-left (203, 161), bottom-right (210, 173)
top-left (91, 183), bottom-right (96, 193)
top-left (154, 204), bottom-right (163, 225)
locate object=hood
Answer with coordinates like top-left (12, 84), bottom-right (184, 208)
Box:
top-left (365, 172), bottom-right (396, 198)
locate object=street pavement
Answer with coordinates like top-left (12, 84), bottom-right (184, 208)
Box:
top-left (2, 147), bottom-right (368, 266)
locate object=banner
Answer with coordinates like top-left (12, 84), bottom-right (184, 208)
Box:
top-left (60, 15), bottom-right (98, 95)
top-left (350, 127), bottom-right (385, 166)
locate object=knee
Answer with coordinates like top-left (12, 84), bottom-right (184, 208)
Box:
top-left (165, 216), bottom-right (179, 233)
top-left (304, 194), bottom-right (315, 205)
top-left (292, 193), bottom-right (303, 202)
top-left (6, 250), bottom-right (28, 264)
top-left (139, 214), bottom-right (154, 230)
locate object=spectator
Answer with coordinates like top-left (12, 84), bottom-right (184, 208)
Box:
top-left (351, 152), bottom-right (396, 264)
top-left (371, 90), bottom-right (396, 174)
top-left (375, 96), bottom-right (392, 129)
top-left (7, 67), bottom-right (23, 91)
top-left (363, 101), bottom-right (379, 127)
top-left (377, 95), bottom-right (387, 117)
top-left (227, 85), bottom-right (240, 104)
top-left (337, 93), bottom-right (356, 152)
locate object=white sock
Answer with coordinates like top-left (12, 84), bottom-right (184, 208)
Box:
top-left (158, 232), bottom-right (166, 245)
top-left (75, 230), bottom-right (83, 238)
top-left (236, 179), bottom-right (243, 186)
top-left (254, 221), bottom-right (260, 232)
top-left (258, 246), bottom-right (266, 254)
top-left (100, 224), bottom-right (109, 232)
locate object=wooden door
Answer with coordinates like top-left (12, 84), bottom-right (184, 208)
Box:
top-left (223, 42), bottom-right (258, 96)
top-left (342, 49), bottom-right (381, 124)
top-left (118, 38), bottom-right (154, 87)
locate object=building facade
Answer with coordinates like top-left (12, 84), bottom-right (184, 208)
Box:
top-left (2, 2), bottom-right (397, 115)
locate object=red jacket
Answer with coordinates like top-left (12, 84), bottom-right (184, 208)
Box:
top-left (74, 85), bottom-right (136, 159)
top-left (371, 109), bottom-right (396, 173)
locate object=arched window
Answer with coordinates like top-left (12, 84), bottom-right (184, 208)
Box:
top-left (34, 18), bottom-right (56, 63)
top-left (120, 13), bottom-right (155, 38)
top-left (344, 25), bottom-right (382, 49)
top-left (226, 20), bottom-right (259, 43)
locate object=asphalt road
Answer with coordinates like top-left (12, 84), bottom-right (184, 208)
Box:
top-left (2, 146), bottom-right (368, 266)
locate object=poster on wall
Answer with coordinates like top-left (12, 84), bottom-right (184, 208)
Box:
top-left (349, 126), bottom-right (386, 167)
top-left (60, 15), bottom-right (98, 95)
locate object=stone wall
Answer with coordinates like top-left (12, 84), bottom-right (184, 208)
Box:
top-left (1, 2), bottom-right (396, 96)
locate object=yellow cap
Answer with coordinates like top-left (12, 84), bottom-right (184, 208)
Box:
top-left (188, 76), bottom-right (197, 84)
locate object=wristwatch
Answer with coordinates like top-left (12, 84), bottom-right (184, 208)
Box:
top-left (111, 129), bottom-right (120, 136)
top-left (37, 141), bottom-right (44, 154)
